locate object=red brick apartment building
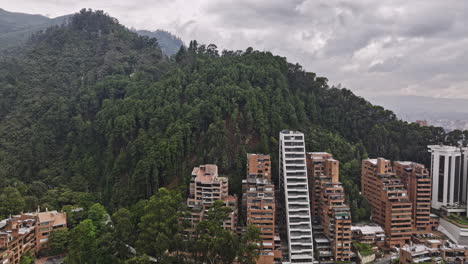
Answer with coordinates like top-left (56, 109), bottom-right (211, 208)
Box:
top-left (0, 210), bottom-right (66, 264)
top-left (35, 210), bottom-right (67, 251)
top-left (394, 161), bottom-right (434, 232)
top-left (242, 154), bottom-right (281, 264)
top-left (307, 152), bottom-right (352, 262)
top-left (362, 158), bottom-right (413, 248)
top-left (187, 164), bottom-right (238, 231)
top-left (306, 152), bottom-right (339, 219)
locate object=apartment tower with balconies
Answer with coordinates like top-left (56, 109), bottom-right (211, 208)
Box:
top-left (242, 154), bottom-right (281, 264)
top-left (394, 161), bottom-right (434, 232)
top-left (306, 152), bottom-right (352, 262)
top-left (279, 130), bottom-right (314, 263)
top-left (187, 164), bottom-right (238, 231)
top-left (361, 158), bottom-right (413, 248)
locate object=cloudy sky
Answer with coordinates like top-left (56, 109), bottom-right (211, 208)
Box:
top-left (2, 0), bottom-right (468, 99)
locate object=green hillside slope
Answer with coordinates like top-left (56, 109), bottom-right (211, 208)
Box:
top-left (0, 9), bottom-right (466, 217)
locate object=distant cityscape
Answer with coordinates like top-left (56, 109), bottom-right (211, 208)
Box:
top-left (415, 119), bottom-right (468, 132)
top-left (370, 95), bottom-right (468, 132)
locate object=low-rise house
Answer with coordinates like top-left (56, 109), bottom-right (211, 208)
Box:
top-left (351, 225), bottom-right (385, 246)
top-left (440, 242), bottom-right (468, 263)
top-left (400, 240), bottom-right (468, 263)
top-left (400, 244), bottom-right (442, 264)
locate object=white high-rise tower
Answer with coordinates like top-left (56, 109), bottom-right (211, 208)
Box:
top-left (428, 145), bottom-right (468, 215)
top-left (279, 130), bottom-right (314, 263)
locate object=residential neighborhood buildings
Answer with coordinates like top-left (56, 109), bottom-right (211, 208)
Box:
top-left (242, 154), bottom-right (281, 264)
top-left (0, 210), bottom-right (67, 264)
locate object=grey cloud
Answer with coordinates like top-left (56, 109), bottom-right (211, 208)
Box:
top-left (368, 57), bottom-right (403, 73)
top-left (1, 0), bottom-right (468, 98)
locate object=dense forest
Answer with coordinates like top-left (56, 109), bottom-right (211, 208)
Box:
top-left (1, 9), bottom-right (468, 262)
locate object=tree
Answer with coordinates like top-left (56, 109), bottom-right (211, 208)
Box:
top-left (66, 219), bottom-right (97, 264)
top-left (238, 225), bottom-right (262, 264)
top-left (20, 252), bottom-right (34, 264)
top-left (48, 229), bottom-right (69, 256)
top-left (125, 255), bottom-right (153, 264)
top-left (136, 188), bottom-right (186, 261)
top-left (95, 227), bottom-right (119, 264)
top-left (190, 200), bottom-right (261, 264)
top-left (0, 187), bottom-right (25, 218)
top-left (112, 208), bottom-right (134, 258)
top-left (87, 203), bottom-right (108, 231)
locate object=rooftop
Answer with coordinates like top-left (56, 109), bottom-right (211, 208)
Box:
top-left (280, 130), bottom-right (303, 135)
top-left (223, 195), bottom-right (237, 202)
top-left (428, 145), bottom-right (468, 153)
top-left (394, 161), bottom-right (414, 166)
top-left (192, 164), bottom-right (219, 184)
top-left (308, 152), bottom-right (332, 155)
top-left (247, 153), bottom-right (270, 159)
top-left (37, 210), bottom-right (66, 226)
top-left (351, 225), bottom-right (384, 235)
top-left (315, 238), bottom-right (330, 243)
top-left (401, 244), bottom-right (433, 254)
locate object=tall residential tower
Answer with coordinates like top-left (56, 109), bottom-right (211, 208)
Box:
top-left (279, 130), bottom-right (314, 263)
top-left (394, 161), bottom-right (433, 232)
top-left (242, 154), bottom-right (281, 264)
top-left (428, 145), bottom-right (468, 215)
top-left (187, 164), bottom-right (238, 231)
top-left (361, 158), bottom-right (413, 247)
top-left (306, 152), bottom-right (352, 262)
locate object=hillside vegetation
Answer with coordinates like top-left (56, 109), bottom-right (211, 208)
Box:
top-left (1, 9), bottom-right (466, 221)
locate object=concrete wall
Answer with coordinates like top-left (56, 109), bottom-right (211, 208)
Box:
top-left (358, 252), bottom-right (376, 264)
top-left (439, 218), bottom-right (468, 245)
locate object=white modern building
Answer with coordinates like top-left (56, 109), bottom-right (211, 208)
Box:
top-left (428, 145), bottom-right (468, 215)
top-left (279, 130), bottom-right (314, 263)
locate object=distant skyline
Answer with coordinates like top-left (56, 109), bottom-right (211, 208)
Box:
top-left (2, 0), bottom-right (468, 99)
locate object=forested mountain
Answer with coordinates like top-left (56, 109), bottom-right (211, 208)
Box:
top-left (0, 8), bottom-right (184, 57)
top-left (136, 29), bottom-right (184, 56)
top-left (0, 8), bottom-right (70, 50)
top-left (1, 9), bottom-right (467, 222)
top-left (0, 8), bottom-right (50, 33)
